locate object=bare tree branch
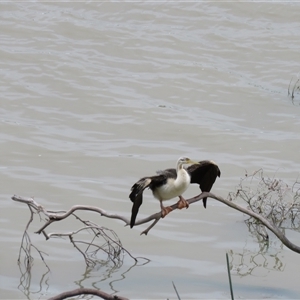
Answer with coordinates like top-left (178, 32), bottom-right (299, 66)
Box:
top-left (202, 192), bottom-right (300, 254)
top-left (38, 204), bottom-right (129, 234)
top-left (12, 187), bottom-right (300, 254)
top-left (47, 287), bottom-right (129, 300)
top-left (132, 189), bottom-right (300, 252)
top-left (11, 195), bottom-right (146, 272)
top-left (11, 170), bottom-right (300, 300)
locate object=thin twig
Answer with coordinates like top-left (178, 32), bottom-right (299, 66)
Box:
top-left (226, 252), bottom-right (234, 300)
top-left (172, 281), bottom-right (181, 300)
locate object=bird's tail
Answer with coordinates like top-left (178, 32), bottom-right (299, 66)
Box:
top-left (129, 177), bottom-right (151, 228)
top-left (203, 197), bottom-right (207, 208)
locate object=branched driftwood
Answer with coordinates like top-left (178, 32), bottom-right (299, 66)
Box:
top-left (48, 288), bottom-right (129, 300)
top-left (11, 195), bottom-right (150, 272)
top-left (11, 170), bottom-right (300, 300)
top-left (12, 195), bottom-right (151, 298)
top-left (12, 173), bottom-right (300, 253)
top-left (227, 239), bottom-right (286, 278)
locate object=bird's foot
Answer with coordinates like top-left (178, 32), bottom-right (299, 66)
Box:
top-left (177, 196), bottom-right (189, 209)
top-left (161, 206), bottom-right (173, 218)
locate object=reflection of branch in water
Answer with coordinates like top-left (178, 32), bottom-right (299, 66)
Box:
top-left (227, 237), bottom-right (285, 278)
top-left (108, 257), bottom-right (150, 294)
top-left (18, 253), bottom-right (51, 299)
top-left (74, 257), bottom-right (150, 295)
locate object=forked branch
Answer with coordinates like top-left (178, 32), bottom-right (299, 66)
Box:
top-left (12, 183), bottom-right (300, 254)
top-left (11, 195), bottom-right (148, 271)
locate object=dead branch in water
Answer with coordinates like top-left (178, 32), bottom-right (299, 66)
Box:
top-left (11, 170), bottom-right (300, 300)
top-left (12, 169), bottom-right (300, 253)
top-left (288, 74), bottom-right (300, 102)
top-left (11, 195), bottom-right (149, 278)
top-left (48, 288), bottom-right (129, 300)
top-left (231, 169), bottom-right (300, 240)
top-left (10, 168), bottom-right (300, 288)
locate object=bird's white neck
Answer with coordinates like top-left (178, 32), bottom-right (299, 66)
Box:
top-left (153, 160), bottom-right (191, 201)
top-left (175, 165), bottom-right (190, 187)
top-left (176, 161), bottom-right (184, 172)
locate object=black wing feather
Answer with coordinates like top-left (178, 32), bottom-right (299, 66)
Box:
top-left (187, 161), bottom-right (221, 208)
top-left (129, 177), bottom-right (150, 228)
top-left (129, 173), bottom-right (170, 228)
top-left (157, 168), bottom-right (177, 178)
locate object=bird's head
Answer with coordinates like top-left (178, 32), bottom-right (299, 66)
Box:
top-left (177, 157), bottom-right (199, 168)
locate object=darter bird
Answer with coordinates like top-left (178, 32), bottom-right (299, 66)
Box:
top-left (129, 157), bottom-right (220, 228)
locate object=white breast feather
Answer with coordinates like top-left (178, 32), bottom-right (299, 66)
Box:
top-left (153, 169), bottom-right (190, 201)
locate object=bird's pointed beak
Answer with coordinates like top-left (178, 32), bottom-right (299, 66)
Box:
top-left (187, 159), bottom-right (199, 165)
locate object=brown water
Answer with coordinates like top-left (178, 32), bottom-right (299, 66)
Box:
top-left (1, 2), bottom-right (300, 299)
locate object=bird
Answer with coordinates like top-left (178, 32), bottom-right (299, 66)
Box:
top-left (129, 157), bottom-right (221, 228)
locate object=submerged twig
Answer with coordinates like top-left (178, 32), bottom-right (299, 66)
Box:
top-left (231, 170), bottom-right (300, 232)
top-left (172, 281), bottom-right (181, 300)
top-left (226, 252), bottom-right (234, 300)
top-left (288, 74), bottom-right (300, 102)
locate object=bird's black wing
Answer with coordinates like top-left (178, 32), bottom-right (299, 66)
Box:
top-left (129, 176), bottom-right (151, 228)
top-left (187, 161), bottom-right (221, 208)
top-left (129, 173), bottom-right (169, 228)
top-left (156, 168), bottom-right (177, 179)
